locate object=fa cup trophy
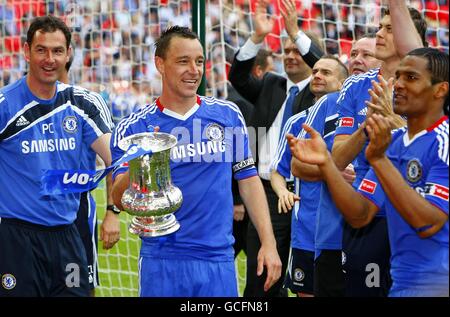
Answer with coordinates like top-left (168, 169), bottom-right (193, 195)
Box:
top-left (118, 132), bottom-right (183, 237)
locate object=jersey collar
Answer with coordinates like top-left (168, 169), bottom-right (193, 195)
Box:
top-left (426, 115), bottom-right (448, 132)
top-left (403, 115), bottom-right (448, 147)
top-left (155, 96), bottom-right (202, 121)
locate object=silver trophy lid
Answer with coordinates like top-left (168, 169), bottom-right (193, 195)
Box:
top-left (118, 132), bottom-right (177, 153)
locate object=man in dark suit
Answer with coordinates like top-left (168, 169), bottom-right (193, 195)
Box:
top-left (227, 49), bottom-right (275, 262)
top-left (228, 0), bottom-right (323, 297)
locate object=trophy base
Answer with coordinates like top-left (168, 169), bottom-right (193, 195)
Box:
top-left (129, 214), bottom-right (180, 237)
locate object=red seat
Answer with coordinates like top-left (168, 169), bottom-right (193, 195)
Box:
top-left (4, 36), bottom-right (21, 52)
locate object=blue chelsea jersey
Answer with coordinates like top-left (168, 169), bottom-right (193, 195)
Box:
top-left (76, 85), bottom-right (114, 172)
top-left (271, 108), bottom-right (316, 251)
top-left (0, 77), bottom-right (112, 226)
top-left (111, 96), bottom-right (257, 261)
top-left (358, 117), bottom-right (449, 291)
top-left (335, 69), bottom-right (380, 188)
top-left (271, 93), bottom-right (342, 253)
top-left (301, 92), bottom-right (344, 252)
top-left (79, 87), bottom-right (114, 233)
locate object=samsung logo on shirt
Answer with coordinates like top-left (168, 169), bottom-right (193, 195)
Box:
top-left (171, 140), bottom-right (226, 160)
top-left (21, 137), bottom-right (76, 154)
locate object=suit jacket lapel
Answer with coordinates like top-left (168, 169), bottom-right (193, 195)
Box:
top-left (268, 78), bottom-right (288, 125)
top-left (292, 86), bottom-right (315, 114)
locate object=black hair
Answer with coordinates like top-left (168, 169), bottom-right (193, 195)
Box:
top-left (407, 48), bottom-right (448, 85)
top-left (319, 54), bottom-right (349, 80)
top-left (65, 46), bottom-right (74, 72)
top-left (407, 47), bottom-right (449, 114)
top-left (254, 49), bottom-right (273, 70)
top-left (154, 25), bottom-right (199, 59)
top-left (27, 15), bottom-right (71, 49)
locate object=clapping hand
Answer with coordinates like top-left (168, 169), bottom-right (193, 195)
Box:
top-left (286, 124), bottom-right (329, 166)
top-left (365, 114), bottom-right (393, 163)
top-left (365, 75), bottom-right (406, 129)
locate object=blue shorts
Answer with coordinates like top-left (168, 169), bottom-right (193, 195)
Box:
top-left (138, 256), bottom-right (238, 297)
top-left (342, 217), bottom-right (392, 297)
top-left (342, 216), bottom-right (391, 297)
top-left (314, 249), bottom-right (345, 297)
top-left (0, 217), bottom-right (89, 297)
top-left (74, 191), bottom-right (99, 290)
top-left (284, 248), bottom-right (314, 294)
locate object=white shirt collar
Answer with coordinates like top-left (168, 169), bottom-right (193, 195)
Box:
top-left (286, 76), bottom-right (311, 95)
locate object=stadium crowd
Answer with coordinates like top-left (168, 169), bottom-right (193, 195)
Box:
top-left (0, 0), bottom-right (448, 298)
top-left (1, 0), bottom-right (448, 120)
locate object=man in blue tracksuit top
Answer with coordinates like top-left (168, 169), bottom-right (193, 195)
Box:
top-left (0, 16), bottom-right (113, 297)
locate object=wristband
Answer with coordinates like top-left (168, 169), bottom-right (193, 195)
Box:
top-left (414, 224), bottom-right (433, 233)
top-left (107, 204), bottom-right (121, 214)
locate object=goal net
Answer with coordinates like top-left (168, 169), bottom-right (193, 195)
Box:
top-left (1, 0), bottom-right (448, 297)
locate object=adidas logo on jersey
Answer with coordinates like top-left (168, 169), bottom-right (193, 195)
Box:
top-left (16, 115), bottom-right (30, 127)
top-left (358, 107), bottom-right (368, 116)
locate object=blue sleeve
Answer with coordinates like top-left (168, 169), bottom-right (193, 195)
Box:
top-left (231, 106), bottom-right (257, 180)
top-left (89, 91), bottom-right (115, 130)
top-left (308, 101), bottom-right (327, 136)
top-left (80, 92), bottom-right (113, 148)
top-left (424, 145), bottom-right (449, 215)
top-left (301, 95), bottom-right (328, 140)
top-left (335, 77), bottom-right (358, 136)
top-left (271, 113), bottom-right (306, 178)
top-left (0, 95), bottom-right (8, 133)
top-left (272, 140), bottom-right (292, 179)
top-left (110, 120), bottom-right (130, 180)
top-left (357, 168), bottom-right (385, 211)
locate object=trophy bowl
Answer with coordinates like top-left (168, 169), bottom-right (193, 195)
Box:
top-left (118, 132), bottom-right (183, 237)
